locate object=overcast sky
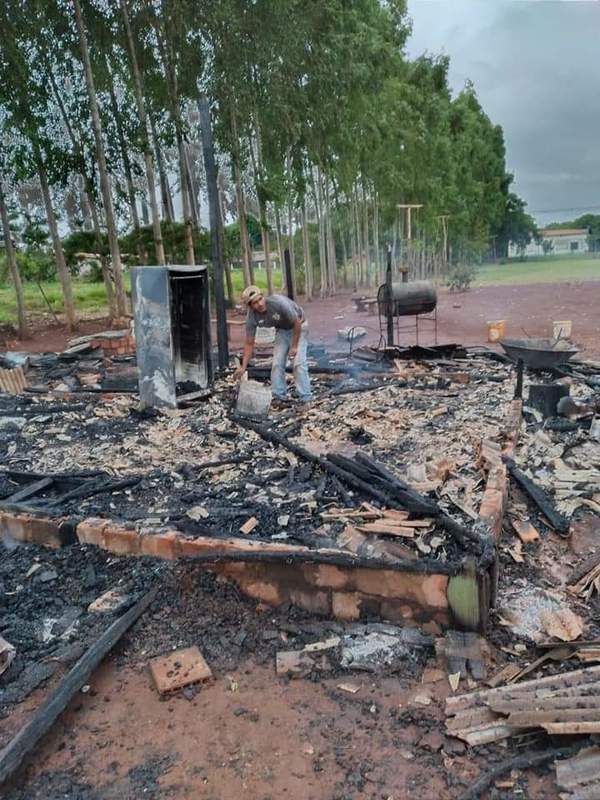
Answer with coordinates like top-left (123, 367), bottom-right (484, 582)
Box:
top-left (405, 0), bottom-right (600, 225)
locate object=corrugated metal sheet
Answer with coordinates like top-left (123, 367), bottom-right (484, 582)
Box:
top-left (556, 745), bottom-right (600, 800)
top-left (446, 664), bottom-right (600, 745)
top-left (0, 366), bottom-right (28, 394)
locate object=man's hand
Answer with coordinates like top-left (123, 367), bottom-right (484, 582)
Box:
top-left (288, 346), bottom-right (298, 361)
top-left (233, 366), bottom-right (246, 381)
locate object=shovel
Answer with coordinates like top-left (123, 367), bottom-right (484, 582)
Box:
top-left (234, 371), bottom-right (272, 420)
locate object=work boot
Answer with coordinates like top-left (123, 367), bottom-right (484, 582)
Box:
top-left (271, 398), bottom-right (290, 411)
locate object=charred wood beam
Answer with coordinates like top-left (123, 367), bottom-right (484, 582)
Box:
top-left (4, 469), bottom-right (107, 484)
top-left (5, 477), bottom-right (54, 504)
top-left (0, 587), bottom-right (157, 787)
top-left (504, 456), bottom-right (570, 535)
top-left (237, 419), bottom-right (491, 561)
top-left (48, 476), bottom-right (141, 508)
top-left (182, 546), bottom-right (458, 575)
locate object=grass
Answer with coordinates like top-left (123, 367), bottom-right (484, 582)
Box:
top-left (474, 257), bottom-right (600, 287)
top-left (0, 268), bottom-right (282, 325)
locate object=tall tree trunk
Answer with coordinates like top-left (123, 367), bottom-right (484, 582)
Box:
top-left (301, 202), bottom-right (313, 300)
top-left (248, 122), bottom-right (273, 295)
top-left (232, 155), bottom-right (252, 287)
top-left (198, 94), bottom-right (228, 369)
top-left (176, 131), bottom-right (196, 264)
top-left (73, 0), bottom-right (126, 317)
top-left (274, 206), bottom-right (285, 292)
top-left (217, 177), bottom-right (234, 303)
top-left (373, 191), bottom-right (380, 284)
top-left (353, 185), bottom-right (364, 287)
top-left (0, 179), bottom-right (28, 337)
top-left (184, 143), bottom-right (200, 229)
top-left (314, 170), bottom-right (327, 298)
top-left (120, 0), bottom-right (164, 264)
top-left (286, 202), bottom-right (296, 298)
top-left (105, 63), bottom-right (146, 265)
top-left (46, 63), bottom-right (117, 316)
top-left (324, 176), bottom-right (336, 295)
top-left (140, 195), bottom-right (150, 226)
top-left (36, 153), bottom-right (77, 330)
top-left (87, 193), bottom-right (117, 320)
top-left (361, 181), bottom-right (370, 288)
top-left (149, 114), bottom-right (174, 223)
top-left (349, 198), bottom-right (358, 291)
top-left (341, 229), bottom-right (349, 289)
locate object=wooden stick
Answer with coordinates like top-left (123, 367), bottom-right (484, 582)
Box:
top-left (504, 457), bottom-right (570, 535)
top-left (0, 587), bottom-right (157, 786)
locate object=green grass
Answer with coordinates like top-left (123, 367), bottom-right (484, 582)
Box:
top-left (0, 268), bottom-right (282, 325)
top-left (474, 257), bottom-right (600, 287)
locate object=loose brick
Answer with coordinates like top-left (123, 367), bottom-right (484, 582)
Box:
top-left (149, 646), bottom-right (212, 694)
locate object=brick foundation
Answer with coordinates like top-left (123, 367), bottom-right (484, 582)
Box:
top-left (91, 330), bottom-right (136, 357)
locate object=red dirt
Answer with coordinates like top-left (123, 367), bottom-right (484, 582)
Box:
top-left (9, 653), bottom-right (557, 800)
top-left (3, 280), bottom-right (599, 357)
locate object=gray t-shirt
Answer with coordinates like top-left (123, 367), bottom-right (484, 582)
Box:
top-left (245, 294), bottom-right (305, 337)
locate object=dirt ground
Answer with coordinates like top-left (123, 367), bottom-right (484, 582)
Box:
top-left (1, 557), bottom-right (562, 800)
top-left (2, 280), bottom-right (599, 358)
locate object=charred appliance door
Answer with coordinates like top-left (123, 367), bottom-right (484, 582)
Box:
top-left (132, 265), bottom-right (212, 408)
top-left (169, 269), bottom-right (212, 399)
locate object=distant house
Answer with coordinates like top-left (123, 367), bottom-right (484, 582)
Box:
top-left (251, 250), bottom-right (280, 269)
top-left (509, 228), bottom-right (589, 258)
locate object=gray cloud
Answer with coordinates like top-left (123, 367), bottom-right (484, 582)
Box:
top-left (406, 0), bottom-right (600, 224)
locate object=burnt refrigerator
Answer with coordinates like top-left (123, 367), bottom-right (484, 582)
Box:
top-left (131, 265), bottom-right (213, 408)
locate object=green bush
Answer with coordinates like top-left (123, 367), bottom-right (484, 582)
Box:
top-left (446, 263), bottom-right (476, 292)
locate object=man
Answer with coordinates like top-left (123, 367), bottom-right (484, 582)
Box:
top-left (234, 286), bottom-right (312, 405)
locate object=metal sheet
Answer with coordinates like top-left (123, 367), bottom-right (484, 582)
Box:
top-left (0, 366), bottom-right (27, 395)
top-left (131, 266), bottom-right (177, 408)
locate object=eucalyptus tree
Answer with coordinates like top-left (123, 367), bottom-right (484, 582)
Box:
top-left (0, 170), bottom-right (28, 337)
top-left (72, 0), bottom-right (127, 316)
top-left (0, 3), bottom-right (78, 329)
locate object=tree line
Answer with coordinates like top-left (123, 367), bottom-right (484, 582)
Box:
top-left (0, 0), bottom-right (536, 338)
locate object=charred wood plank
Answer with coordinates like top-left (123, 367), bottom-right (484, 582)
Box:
top-left (504, 457), bottom-right (570, 535)
top-left (182, 545), bottom-right (457, 574)
top-left (5, 469), bottom-right (107, 484)
top-left (48, 476), bottom-right (141, 508)
top-left (5, 477), bottom-right (54, 504)
top-left (0, 587), bottom-right (157, 787)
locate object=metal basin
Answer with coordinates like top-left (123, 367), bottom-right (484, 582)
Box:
top-left (499, 337), bottom-right (579, 369)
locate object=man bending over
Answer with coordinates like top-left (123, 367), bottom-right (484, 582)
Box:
top-left (234, 286), bottom-right (312, 405)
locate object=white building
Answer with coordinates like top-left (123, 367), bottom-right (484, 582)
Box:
top-left (509, 228), bottom-right (589, 258)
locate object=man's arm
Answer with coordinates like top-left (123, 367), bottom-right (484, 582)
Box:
top-left (289, 318), bottom-right (302, 360)
top-left (234, 335), bottom-right (256, 379)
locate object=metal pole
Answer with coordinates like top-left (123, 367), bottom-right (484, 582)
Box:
top-left (386, 245), bottom-right (394, 347)
top-left (198, 94), bottom-right (229, 370)
top-left (284, 248), bottom-right (295, 301)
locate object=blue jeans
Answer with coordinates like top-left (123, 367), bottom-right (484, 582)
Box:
top-left (272, 325), bottom-right (312, 401)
